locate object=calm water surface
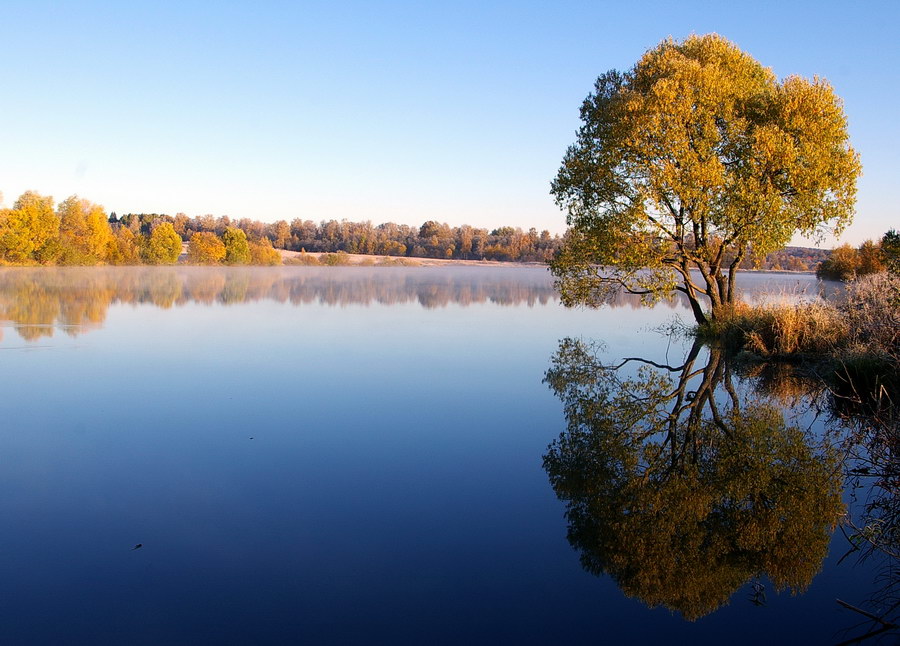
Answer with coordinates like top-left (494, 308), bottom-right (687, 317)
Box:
top-left (0, 267), bottom-right (885, 644)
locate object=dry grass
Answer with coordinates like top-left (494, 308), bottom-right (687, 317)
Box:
top-left (710, 300), bottom-right (848, 357)
top-left (840, 273), bottom-right (900, 358)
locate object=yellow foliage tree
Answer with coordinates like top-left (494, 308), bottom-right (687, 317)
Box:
top-left (0, 191), bottom-right (60, 264)
top-left (106, 227), bottom-right (141, 265)
top-left (249, 237), bottom-right (282, 265)
top-left (141, 222), bottom-right (182, 265)
top-left (551, 34), bottom-right (861, 324)
top-left (187, 231), bottom-right (226, 264)
top-left (57, 195), bottom-right (112, 264)
top-left (0, 208), bottom-right (36, 263)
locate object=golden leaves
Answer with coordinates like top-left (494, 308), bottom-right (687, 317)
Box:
top-left (552, 34), bottom-right (861, 318)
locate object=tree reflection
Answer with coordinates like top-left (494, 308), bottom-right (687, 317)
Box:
top-left (543, 338), bottom-right (844, 621)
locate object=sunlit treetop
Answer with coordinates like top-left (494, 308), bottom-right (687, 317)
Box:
top-left (551, 34), bottom-right (861, 324)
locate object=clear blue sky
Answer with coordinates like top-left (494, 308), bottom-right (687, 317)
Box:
top-left (1, 0), bottom-right (896, 245)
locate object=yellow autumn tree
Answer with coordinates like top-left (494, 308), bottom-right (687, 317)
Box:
top-left (106, 227), bottom-right (141, 265)
top-left (551, 34), bottom-right (861, 324)
top-left (249, 237), bottom-right (282, 265)
top-left (187, 231), bottom-right (226, 264)
top-left (0, 191), bottom-right (61, 264)
top-left (57, 196), bottom-right (113, 264)
top-left (0, 208), bottom-right (35, 263)
top-left (141, 222), bottom-right (183, 265)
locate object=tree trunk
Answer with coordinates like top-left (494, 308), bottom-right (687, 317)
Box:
top-left (685, 290), bottom-right (708, 325)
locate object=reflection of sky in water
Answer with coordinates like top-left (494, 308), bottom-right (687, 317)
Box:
top-left (0, 267), bottom-right (875, 644)
top-left (0, 266), bottom-right (836, 342)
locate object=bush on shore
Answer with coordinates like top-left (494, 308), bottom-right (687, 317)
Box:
top-left (700, 273), bottom-right (899, 363)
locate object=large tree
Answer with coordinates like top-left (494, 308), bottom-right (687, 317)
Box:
top-left (551, 34), bottom-right (860, 324)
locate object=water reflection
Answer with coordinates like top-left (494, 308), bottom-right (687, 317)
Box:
top-left (0, 266), bottom-right (713, 342)
top-left (832, 369), bottom-right (900, 642)
top-left (542, 338), bottom-right (845, 621)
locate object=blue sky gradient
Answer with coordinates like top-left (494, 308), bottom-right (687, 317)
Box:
top-left (1, 1), bottom-right (896, 245)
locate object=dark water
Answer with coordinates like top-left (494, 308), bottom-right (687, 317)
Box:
top-left (0, 267), bottom-right (889, 644)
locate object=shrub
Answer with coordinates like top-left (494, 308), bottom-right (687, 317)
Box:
top-left (375, 257), bottom-right (420, 267)
top-left (319, 251), bottom-right (352, 266)
top-left (839, 272), bottom-right (900, 357)
top-left (703, 300), bottom-right (847, 357)
top-left (284, 252), bottom-right (321, 266)
top-left (248, 238), bottom-right (282, 265)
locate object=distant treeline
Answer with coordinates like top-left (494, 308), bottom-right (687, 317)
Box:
top-left (0, 190), bottom-right (563, 265)
top-left (115, 211), bottom-right (563, 262)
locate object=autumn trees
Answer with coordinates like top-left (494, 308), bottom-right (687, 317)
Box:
top-left (551, 34), bottom-right (861, 324)
top-left (0, 191), bottom-right (60, 263)
top-left (58, 196), bottom-right (112, 263)
top-left (0, 191), bottom-right (293, 266)
top-left (0, 192), bottom-right (133, 265)
top-left (188, 232), bottom-right (226, 264)
top-left (815, 234), bottom-right (897, 280)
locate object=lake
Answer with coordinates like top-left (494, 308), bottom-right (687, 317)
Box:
top-left (0, 267), bottom-right (888, 644)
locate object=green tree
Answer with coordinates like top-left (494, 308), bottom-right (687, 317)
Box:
top-left (551, 34), bottom-right (860, 324)
top-left (223, 226), bottom-right (250, 265)
top-left (141, 222), bottom-right (182, 264)
top-left (187, 231), bottom-right (226, 264)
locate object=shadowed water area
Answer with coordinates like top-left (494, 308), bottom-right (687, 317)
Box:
top-left (0, 267), bottom-right (893, 644)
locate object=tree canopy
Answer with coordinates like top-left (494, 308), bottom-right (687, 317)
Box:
top-left (142, 222), bottom-right (182, 265)
top-left (188, 231), bottom-right (227, 264)
top-left (551, 34), bottom-right (861, 324)
top-left (223, 227), bottom-right (251, 265)
top-left (58, 196), bottom-right (112, 264)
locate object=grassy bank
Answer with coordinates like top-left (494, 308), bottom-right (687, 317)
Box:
top-left (698, 272), bottom-right (900, 397)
